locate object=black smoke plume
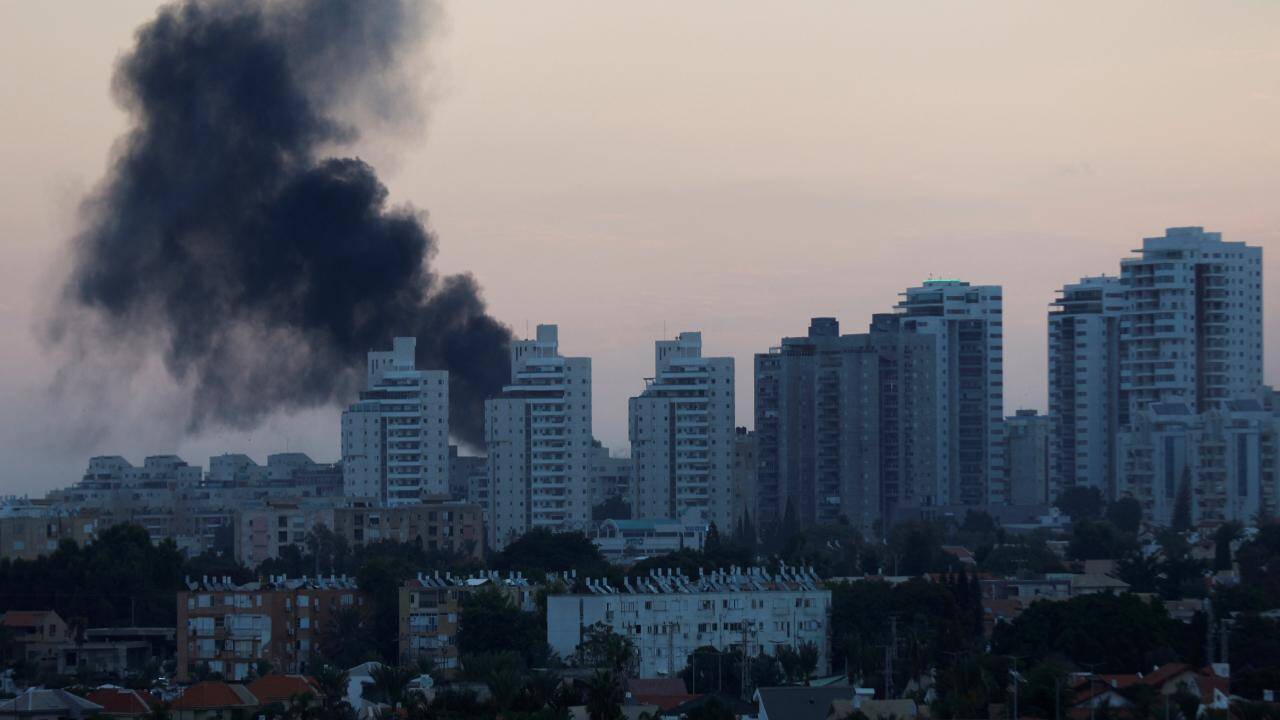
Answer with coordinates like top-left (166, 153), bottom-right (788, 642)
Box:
top-left (51, 0), bottom-right (510, 448)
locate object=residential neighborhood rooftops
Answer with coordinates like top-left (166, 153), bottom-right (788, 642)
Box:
top-left (170, 681), bottom-right (258, 710)
top-left (83, 687), bottom-right (155, 716)
top-left (246, 675), bottom-right (318, 706)
top-left (0, 689), bottom-right (103, 719)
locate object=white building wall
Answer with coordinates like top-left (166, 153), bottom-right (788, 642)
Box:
top-left (895, 281), bottom-right (1005, 506)
top-left (547, 570), bottom-right (830, 679)
top-left (341, 337), bottom-right (449, 506)
top-left (1048, 276), bottom-right (1126, 500)
top-left (485, 325), bottom-right (593, 549)
top-left (629, 332), bottom-right (735, 531)
top-left (1119, 227), bottom-right (1263, 421)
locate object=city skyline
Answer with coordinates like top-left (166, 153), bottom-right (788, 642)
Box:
top-left (4, 2), bottom-right (1280, 496)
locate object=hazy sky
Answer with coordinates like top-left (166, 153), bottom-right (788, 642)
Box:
top-left (2, 1), bottom-right (1278, 496)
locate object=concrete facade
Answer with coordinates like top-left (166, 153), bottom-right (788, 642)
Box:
top-left (629, 332), bottom-right (735, 531)
top-left (754, 316), bottom-right (938, 536)
top-left (1048, 275), bottom-right (1126, 500)
top-left (894, 280), bottom-right (1006, 506)
top-left (342, 337), bottom-right (450, 505)
top-left (485, 325), bottom-right (593, 549)
top-left (547, 565), bottom-right (830, 679)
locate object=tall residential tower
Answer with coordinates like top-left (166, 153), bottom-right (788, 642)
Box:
top-left (1119, 227), bottom-right (1263, 421)
top-left (341, 338), bottom-right (449, 505)
top-left (1048, 275), bottom-right (1125, 499)
top-left (629, 332), bottom-right (735, 530)
top-left (485, 325), bottom-right (593, 549)
top-left (894, 280), bottom-right (1006, 506)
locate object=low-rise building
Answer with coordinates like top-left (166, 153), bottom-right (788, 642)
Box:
top-left (0, 501), bottom-right (100, 561)
top-left (547, 565), bottom-right (830, 679)
top-left (232, 499), bottom-right (484, 568)
top-left (0, 689), bottom-right (103, 720)
top-left (590, 518), bottom-right (707, 564)
top-left (399, 572), bottom-right (539, 672)
top-left (169, 681), bottom-right (258, 720)
top-left (176, 576), bottom-right (368, 681)
top-left (0, 611), bottom-right (71, 671)
top-left (331, 502), bottom-right (483, 557)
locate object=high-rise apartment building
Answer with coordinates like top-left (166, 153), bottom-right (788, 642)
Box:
top-left (589, 443), bottom-right (633, 511)
top-left (629, 332), bottom-right (735, 530)
top-left (754, 317), bottom-right (937, 536)
top-left (1004, 409), bottom-right (1050, 506)
top-left (341, 337), bottom-right (449, 506)
top-left (1119, 227), bottom-right (1263, 422)
top-left (894, 280), bottom-right (1005, 506)
top-left (1117, 400), bottom-right (1278, 527)
top-left (485, 325), bottom-right (593, 549)
top-left (1048, 275), bottom-right (1126, 499)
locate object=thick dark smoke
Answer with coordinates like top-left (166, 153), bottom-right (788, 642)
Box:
top-left (52, 0), bottom-right (511, 448)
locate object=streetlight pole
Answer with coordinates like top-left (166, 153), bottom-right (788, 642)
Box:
top-left (1007, 655), bottom-right (1026, 720)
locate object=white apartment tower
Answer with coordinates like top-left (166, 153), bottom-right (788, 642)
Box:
top-left (894, 280), bottom-right (1005, 506)
top-left (485, 325), bottom-right (593, 549)
top-left (341, 337), bottom-right (449, 505)
top-left (1119, 227), bottom-right (1263, 423)
top-left (629, 332), bottom-right (735, 530)
top-left (1048, 276), bottom-right (1126, 499)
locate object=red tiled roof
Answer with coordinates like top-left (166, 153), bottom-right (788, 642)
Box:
top-left (0, 611), bottom-right (56, 628)
top-left (246, 675), bottom-right (318, 706)
top-left (84, 688), bottom-right (154, 716)
top-left (1140, 663), bottom-right (1192, 689)
top-left (171, 682), bottom-right (258, 710)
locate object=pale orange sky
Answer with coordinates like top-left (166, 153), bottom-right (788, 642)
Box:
top-left (1, 1), bottom-right (1277, 494)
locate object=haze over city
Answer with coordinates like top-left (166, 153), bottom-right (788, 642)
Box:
top-left (3, 1), bottom-right (1279, 496)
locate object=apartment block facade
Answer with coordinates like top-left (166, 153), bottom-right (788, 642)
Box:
top-left (1048, 275), bottom-right (1126, 499)
top-left (1004, 410), bottom-right (1051, 506)
top-left (233, 500), bottom-right (484, 567)
top-left (629, 332), bottom-right (735, 530)
top-left (547, 565), bottom-right (831, 679)
top-left (1119, 227), bottom-right (1263, 423)
top-left (754, 316), bottom-right (938, 536)
top-left (1117, 400), bottom-right (1279, 527)
top-left (342, 337), bottom-right (449, 505)
top-left (177, 576), bottom-right (369, 681)
top-left (894, 280), bottom-right (1006, 506)
top-left (485, 325), bottom-right (594, 549)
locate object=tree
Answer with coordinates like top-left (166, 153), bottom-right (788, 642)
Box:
top-left (321, 606), bottom-right (374, 669)
top-left (686, 697), bottom-right (735, 720)
top-left (367, 664), bottom-right (414, 710)
top-left (1172, 468), bottom-right (1193, 532)
top-left (584, 670), bottom-right (624, 720)
top-left (1108, 497), bottom-right (1143, 534)
top-left (484, 659), bottom-right (525, 712)
top-left (492, 529), bottom-right (611, 580)
top-left (1212, 522), bottom-right (1242, 572)
top-left (575, 622), bottom-right (636, 674)
top-left (1068, 520), bottom-right (1134, 561)
top-left (456, 589), bottom-right (547, 667)
top-left (591, 496), bottom-right (631, 522)
top-left (1055, 486), bottom-right (1105, 521)
top-left (1237, 523), bottom-right (1280, 600)
top-left (749, 652), bottom-right (783, 690)
top-left (992, 593), bottom-right (1180, 672)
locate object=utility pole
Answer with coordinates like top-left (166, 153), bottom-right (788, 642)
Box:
top-left (884, 615), bottom-right (898, 699)
top-left (1008, 656), bottom-right (1026, 720)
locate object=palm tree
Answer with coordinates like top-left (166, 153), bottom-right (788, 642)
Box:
top-left (285, 692), bottom-right (320, 720)
top-left (486, 662), bottom-right (526, 712)
top-left (322, 607), bottom-right (371, 668)
top-left (585, 670), bottom-right (624, 720)
top-left (369, 664), bottom-right (415, 710)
